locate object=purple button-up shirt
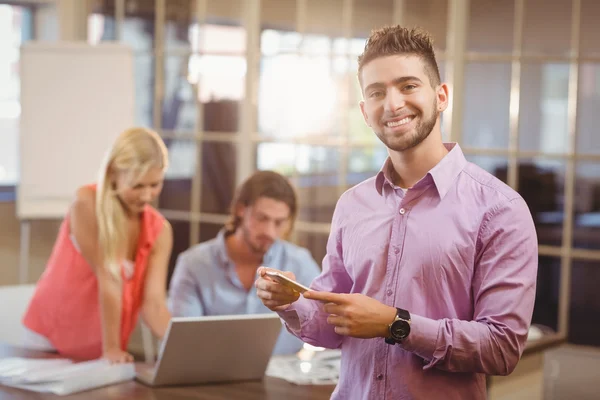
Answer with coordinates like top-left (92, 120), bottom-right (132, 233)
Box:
top-left (279, 143), bottom-right (538, 400)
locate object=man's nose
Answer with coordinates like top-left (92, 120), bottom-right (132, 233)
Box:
top-left (384, 88), bottom-right (405, 113)
top-left (264, 222), bottom-right (278, 240)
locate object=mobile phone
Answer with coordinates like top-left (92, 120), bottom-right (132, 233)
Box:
top-left (264, 270), bottom-right (311, 293)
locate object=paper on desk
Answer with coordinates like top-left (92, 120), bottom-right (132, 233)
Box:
top-left (266, 349), bottom-right (341, 385)
top-left (0, 357), bottom-right (72, 382)
top-left (0, 357), bottom-right (135, 395)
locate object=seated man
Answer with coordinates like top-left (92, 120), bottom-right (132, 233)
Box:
top-left (168, 170), bottom-right (320, 355)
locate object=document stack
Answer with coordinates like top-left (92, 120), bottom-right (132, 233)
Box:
top-left (0, 357), bottom-right (135, 395)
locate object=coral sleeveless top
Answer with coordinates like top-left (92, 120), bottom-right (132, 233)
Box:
top-left (23, 185), bottom-right (165, 360)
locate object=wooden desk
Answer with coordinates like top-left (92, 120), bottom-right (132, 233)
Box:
top-left (0, 344), bottom-right (336, 399)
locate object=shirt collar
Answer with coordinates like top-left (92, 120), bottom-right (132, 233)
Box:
top-left (375, 158), bottom-right (395, 195)
top-left (375, 142), bottom-right (467, 200)
top-left (215, 229), bottom-right (230, 266)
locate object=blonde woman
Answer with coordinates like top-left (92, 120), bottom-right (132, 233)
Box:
top-left (23, 127), bottom-right (173, 363)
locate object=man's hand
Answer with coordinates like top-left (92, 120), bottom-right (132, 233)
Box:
top-left (303, 291), bottom-right (397, 338)
top-left (255, 267), bottom-right (301, 311)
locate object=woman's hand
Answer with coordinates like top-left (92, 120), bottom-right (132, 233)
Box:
top-left (103, 348), bottom-right (134, 364)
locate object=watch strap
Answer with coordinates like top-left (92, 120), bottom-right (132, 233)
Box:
top-left (396, 308), bottom-right (410, 321)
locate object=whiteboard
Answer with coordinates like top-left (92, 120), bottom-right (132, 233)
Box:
top-left (18, 42), bottom-right (135, 219)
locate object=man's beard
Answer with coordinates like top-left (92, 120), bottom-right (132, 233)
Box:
top-left (376, 98), bottom-right (439, 152)
top-left (241, 224), bottom-right (270, 255)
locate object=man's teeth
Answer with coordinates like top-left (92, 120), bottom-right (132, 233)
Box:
top-left (386, 117), bottom-right (412, 127)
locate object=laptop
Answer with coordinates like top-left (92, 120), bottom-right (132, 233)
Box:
top-left (135, 313), bottom-right (282, 387)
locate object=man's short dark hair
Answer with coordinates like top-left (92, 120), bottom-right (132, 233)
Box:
top-left (358, 25), bottom-right (441, 88)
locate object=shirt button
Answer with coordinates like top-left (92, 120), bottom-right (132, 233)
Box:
top-left (386, 290), bottom-right (393, 296)
top-left (399, 208), bottom-right (406, 215)
top-left (394, 247), bottom-right (399, 254)
top-left (376, 374), bottom-right (384, 380)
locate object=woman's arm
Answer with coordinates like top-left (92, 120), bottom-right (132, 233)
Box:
top-left (140, 219), bottom-right (173, 339)
top-left (70, 186), bottom-right (132, 363)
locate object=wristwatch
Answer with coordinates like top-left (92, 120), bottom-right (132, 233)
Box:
top-left (385, 308), bottom-right (411, 344)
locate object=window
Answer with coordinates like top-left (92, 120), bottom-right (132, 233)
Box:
top-left (466, 0), bottom-right (600, 346)
top-left (92, 1), bottom-right (600, 349)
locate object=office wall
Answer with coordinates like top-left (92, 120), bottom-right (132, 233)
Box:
top-left (0, 0), bottom-right (81, 285)
top-left (0, 202), bottom-right (59, 286)
top-left (0, 203), bottom-right (20, 286)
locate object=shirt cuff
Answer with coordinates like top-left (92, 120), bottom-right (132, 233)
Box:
top-left (277, 307), bottom-right (302, 334)
top-left (276, 298), bottom-right (315, 335)
top-left (399, 313), bottom-right (441, 362)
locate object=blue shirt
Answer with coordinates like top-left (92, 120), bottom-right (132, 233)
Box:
top-left (168, 229), bottom-right (321, 355)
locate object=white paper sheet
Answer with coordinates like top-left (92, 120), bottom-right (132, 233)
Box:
top-left (266, 349), bottom-right (341, 385)
top-left (0, 357), bottom-right (135, 395)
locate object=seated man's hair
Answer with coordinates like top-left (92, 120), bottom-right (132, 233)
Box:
top-left (225, 170), bottom-right (297, 236)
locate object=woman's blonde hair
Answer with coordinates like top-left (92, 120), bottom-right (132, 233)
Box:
top-left (96, 127), bottom-right (168, 278)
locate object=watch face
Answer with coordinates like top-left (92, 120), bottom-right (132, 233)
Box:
top-left (391, 320), bottom-right (410, 340)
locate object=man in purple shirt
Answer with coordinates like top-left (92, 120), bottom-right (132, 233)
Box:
top-left (256, 25), bottom-right (538, 400)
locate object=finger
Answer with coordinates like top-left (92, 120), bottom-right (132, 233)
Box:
top-left (257, 266), bottom-right (283, 279)
top-left (333, 326), bottom-right (349, 336)
top-left (323, 303), bottom-right (345, 315)
top-left (256, 285), bottom-right (292, 299)
top-left (256, 287), bottom-right (299, 309)
top-left (303, 291), bottom-right (346, 304)
top-left (281, 271), bottom-right (297, 281)
top-left (256, 287), bottom-right (290, 300)
top-left (257, 289), bottom-right (300, 305)
top-left (326, 314), bottom-right (346, 327)
top-left (256, 278), bottom-right (297, 297)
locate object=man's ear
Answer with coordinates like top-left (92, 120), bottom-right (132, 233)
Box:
top-left (437, 83), bottom-right (449, 112)
top-left (235, 204), bottom-right (246, 219)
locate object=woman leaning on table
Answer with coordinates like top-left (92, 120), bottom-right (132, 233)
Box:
top-left (22, 127), bottom-right (173, 363)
